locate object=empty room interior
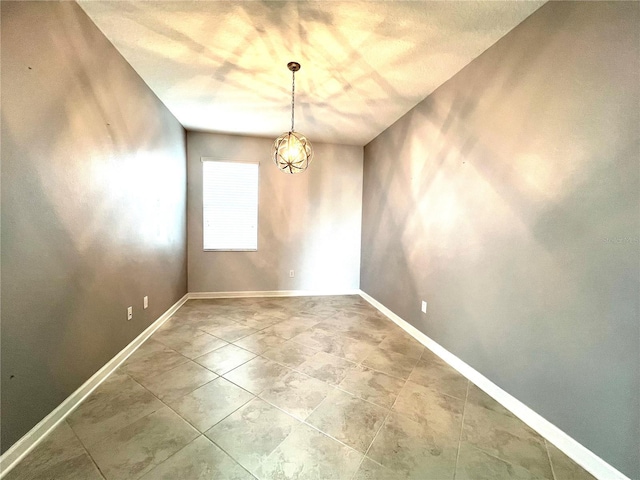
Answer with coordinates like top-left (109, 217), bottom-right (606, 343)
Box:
top-left (1, 1), bottom-right (638, 479)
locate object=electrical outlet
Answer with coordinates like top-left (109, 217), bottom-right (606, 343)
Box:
top-left (143, 296), bottom-right (149, 309)
top-left (421, 301), bottom-right (427, 313)
top-left (289, 270), bottom-right (295, 278)
top-left (127, 306), bottom-right (133, 321)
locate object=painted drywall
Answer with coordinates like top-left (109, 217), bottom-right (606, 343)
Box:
top-left (361, 2), bottom-right (639, 478)
top-left (187, 132), bottom-right (362, 293)
top-left (1, 2), bottom-right (187, 452)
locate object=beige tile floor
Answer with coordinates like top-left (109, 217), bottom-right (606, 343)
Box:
top-left (5, 295), bottom-right (596, 480)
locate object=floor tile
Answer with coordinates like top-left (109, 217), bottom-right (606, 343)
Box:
top-left (200, 323), bottom-right (257, 342)
top-left (235, 312), bottom-right (284, 330)
top-left (306, 389), bottom-right (388, 453)
top-left (312, 319), bottom-right (353, 334)
top-left (262, 316), bottom-right (318, 339)
top-left (340, 326), bottom-right (387, 347)
top-left (261, 340), bottom-right (317, 368)
top-left (256, 423), bottom-right (363, 480)
top-left (154, 328), bottom-right (227, 359)
top-left (125, 338), bottom-right (168, 360)
top-left (151, 322), bottom-right (202, 349)
top-left (313, 317), bottom-right (385, 347)
top-left (290, 328), bottom-right (338, 351)
top-left (136, 360), bottom-right (217, 403)
top-left (466, 383), bottom-right (512, 417)
top-left (456, 442), bottom-right (541, 480)
top-left (166, 377), bottom-right (254, 432)
top-left (461, 403), bottom-right (553, 479)
top-left (234, 331), bottom-right (287, 354)
top-left (546, 442), bottom-right (596, 480)
top-left (361, 348), bottom-right (418, 380)
top-left (4, 422), bottom-right (103, 480)
top-left (248, 303), bottom-right (290, 319)
top-left (188, 314), bottom-right (238, 332)
top-left (259, 370), bottom-right (334, 420)
top-left (121, 345), bottom-right (188, 383)
top-left (407, 356), bottom-right (468, 400)
top-left (324, 334), bottom-right (377, 363)
top-left (338, 365), bottom-right (405, 409)
top-left (352, 457), bottom-right (398, 480)
top-left (223, 356), bottom-right (291, 395)
top-left (360, 318), bottom-right (399, 340)
top-left (67, 371), bottom-right (164, 447)
top-left (6, 451), bottom-right (104, 480)
top-left (377, 332), bottom-right (424, 360)
top-left (195, 344), bottom-right (256, 375)
top-left (296, 350), bottom-right (356, 385)
top-left (8, 295), bottom-right (568, 480)
top-left (139, 435), bottom-right (253, 480)
top-left (392, 381), bottom-right (463, 441)
top-left (367, 412), bottom-right (458, 480)
top-left (206, 398), bottom-right (300, 475)
top-left (299, 300), bottom-right (343, 317)
top-left (86, 407), bottom-right (199, 480)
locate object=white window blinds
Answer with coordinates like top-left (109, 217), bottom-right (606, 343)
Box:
top-left (202, 160), bottom-right (258, 251)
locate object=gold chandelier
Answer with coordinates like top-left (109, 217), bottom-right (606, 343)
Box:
top-left (273, 62), bottom-right (313, 174)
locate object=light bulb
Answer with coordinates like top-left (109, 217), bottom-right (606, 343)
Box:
top-left (273, 131), bottom-right (313, 174)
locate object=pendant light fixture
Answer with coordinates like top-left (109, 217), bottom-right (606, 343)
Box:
top-left (273, 62), bottom-right (313, 174)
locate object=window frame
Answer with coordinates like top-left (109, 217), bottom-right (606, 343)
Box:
top-left (201, 157), bottom-right (259, 252)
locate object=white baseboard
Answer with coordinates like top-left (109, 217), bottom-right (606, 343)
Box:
top-left (358, 289), bottom-right (630, 480)
top-left (0, 294), bottom-right (189, 479)
top-left (188, 289), bottom-right (360, 299)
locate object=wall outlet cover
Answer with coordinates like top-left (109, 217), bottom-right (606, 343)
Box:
top-left (421, 301), bottom-right (427, 313)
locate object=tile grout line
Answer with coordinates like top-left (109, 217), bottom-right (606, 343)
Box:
top-left (252, 395), bottom-right (369, 476)
top-left (124, 370), bottom-right (257, 449)
top-left (64, 419), bottom-right (108, 480)
top-left (66, 371), bottom-right (168, 446)
top-left (452, 380), bottom-right (471, 480)
top-left (132, 362), bottom-right (220, 406)
top-left (71, 364), bottom-right (257, 480)
top-left (197, 296), bottom-right (461, 477)
top-left (231, 401), bottom-right (308, 475)
top-left (68, 398), bottom-right (161, 478)
top-left (256, 348), bottom-right (403, 413)
top-left (205, 313), bottom-right (406, 477)
top-left (210, 355), bottom-right (259, 377)
top-left (125, 372), bottom-right (215, 433)
top-left (465, 439), bottom-right (553, 478)
top-left (544, 438), bottom-right (559, 480)
top-left (33, 298), bottom-right (424, 480)
top-left (349, 346), bottom-right (427, 479)
top-left (200, 435), bottom-right (259, 480)
top-left (284, 335), bottom-right (422, 384)
top-left (139, 435), bottom-right (202, 479)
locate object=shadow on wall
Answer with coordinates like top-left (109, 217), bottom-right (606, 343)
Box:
top-left (187, 132), bottom-right (362, 293)
top-left (1, 1), bottom-right (186, 451)
top-left (361, 2), bottom-right (639, 477)
top-left (362, 1), bottom-right (572, 341)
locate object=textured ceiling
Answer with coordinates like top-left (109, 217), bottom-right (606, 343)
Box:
top-left (78, 1), bottom-right (544, 146)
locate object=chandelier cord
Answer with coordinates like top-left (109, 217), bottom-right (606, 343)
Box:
top-left (291, 69), bottom-right (295, 132)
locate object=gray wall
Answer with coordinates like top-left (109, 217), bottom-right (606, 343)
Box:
top-left (360, 2), bottom-right (639, 478)
top-left (188, 132), bottom-right (362, 293)
top-left (1, 2), bottom-right (187, 452)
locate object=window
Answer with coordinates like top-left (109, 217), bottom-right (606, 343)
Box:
top-left (202, 159), bottom-right (258, 251)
